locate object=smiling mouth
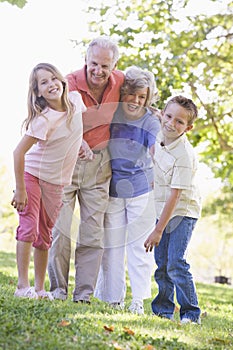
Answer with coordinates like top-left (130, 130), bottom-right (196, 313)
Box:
top-left (127, 104), bottom-right (138, 111)
top-left (49, 88), bottom-right (59, 93)
top-left (93, 74), bottom-right (104, 79)
top-left (164, 126), bottom-right (175, 133)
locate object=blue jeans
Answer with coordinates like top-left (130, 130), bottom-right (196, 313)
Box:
top-left (152, 216), bottom-right (201, 322)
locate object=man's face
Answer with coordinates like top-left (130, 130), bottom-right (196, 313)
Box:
top-left (86, 46), bottom-right (116, 89)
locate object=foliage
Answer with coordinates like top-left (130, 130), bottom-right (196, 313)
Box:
top-left (0, 250), bottom-right (233, 350)
top-left (200, 181), bottom-right (233, 255)
top-left (189, 215), bottom-right (233, 280)
top-left (81, 0), bottom-right (233, 185)
top-left (0, 0), bottom-right (27, 8)
top-left (0, 163), bottom-right (18, 236)
top-left (202, 184), bottom-right (233, 220)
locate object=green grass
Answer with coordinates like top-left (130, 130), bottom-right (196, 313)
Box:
top-left (0, 250), bottom-right (232, 350)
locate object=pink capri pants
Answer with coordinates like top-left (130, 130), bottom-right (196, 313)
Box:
top-left (16, 172), bottom-right (63, 250)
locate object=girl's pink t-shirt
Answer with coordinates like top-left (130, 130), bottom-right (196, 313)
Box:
top-left (25, 91), bottom-right (85, 186)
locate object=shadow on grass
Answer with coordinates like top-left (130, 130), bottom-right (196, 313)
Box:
top-left (197, 282), bottom-right (233, 305)
top-left (0, 271), bottom-right (17, 287)
top-left (0, 250), bottom-right (16, 269)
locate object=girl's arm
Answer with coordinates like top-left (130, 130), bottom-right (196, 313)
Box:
top-left (144, 188), bottom-right (182, 252)
top-left (11, 135), bottom-right (37, 212)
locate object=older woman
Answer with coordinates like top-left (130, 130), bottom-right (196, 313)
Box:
top-left (94, 66), bottom-right (161, 314)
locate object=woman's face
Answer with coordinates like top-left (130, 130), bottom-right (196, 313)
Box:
top-left (121, 87), bottom-right (148, 120)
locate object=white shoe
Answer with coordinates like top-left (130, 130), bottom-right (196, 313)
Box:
top-left (51, 288), bottom-right (67, 301)
top-left (181, 317), bottom-right (201, 325)
top-left (128, 300), bottom-right (144, 315)
top-left (109, 302), bottom-right (125, 310)
top-left (14, 286), bottom-right (38, 299)
top-left (37, 290), bottom-right (54, 301)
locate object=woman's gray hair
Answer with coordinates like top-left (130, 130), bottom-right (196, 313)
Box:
top-left (121, 66), bottom-right (158, 107)
top-left (86, 36), bottom-right (120, 66)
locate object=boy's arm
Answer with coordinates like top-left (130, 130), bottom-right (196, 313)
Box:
top-left (144, 188), bottom-right (182, 252)
top-left (149, 144), bottom-right (155, 163)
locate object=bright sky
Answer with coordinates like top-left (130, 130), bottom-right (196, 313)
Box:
top-left (0, 0), bottom-right (226, 192)
top-left (0, 0), bottom-right (89, 173)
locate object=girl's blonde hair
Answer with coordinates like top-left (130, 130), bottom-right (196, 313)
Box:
top-left (120, 66), bottom-right (159, 107)
top-left (23, 63), bottom-right (75, 131)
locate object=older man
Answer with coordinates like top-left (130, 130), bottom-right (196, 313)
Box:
top-left (48, 36), bottom-right (124, 303)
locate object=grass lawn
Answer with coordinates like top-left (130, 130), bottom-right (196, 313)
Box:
top-left (0, 249), bottom-right (232, 350)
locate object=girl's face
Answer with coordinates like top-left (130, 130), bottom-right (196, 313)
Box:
top-left (37, 69), bottom-right (63, 104)
top-left (161, 102), bottom-right (193, 144)
top-left (121, 87), bottom-right (148, 120)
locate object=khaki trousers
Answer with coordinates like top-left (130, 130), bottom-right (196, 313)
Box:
top-left (48, 148), bottom-right (111, 301)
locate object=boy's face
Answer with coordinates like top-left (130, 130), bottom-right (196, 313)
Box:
top-left (161, 102), bottom-right (193, 144)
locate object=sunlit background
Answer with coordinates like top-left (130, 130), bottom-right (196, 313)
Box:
top-left (0, 0), bottom-right (225, 180)
top-left (0, 0), bottom-right (231, 284)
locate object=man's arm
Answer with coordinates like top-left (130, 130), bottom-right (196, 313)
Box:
top-left (144, 188), bottom-right (182, 252)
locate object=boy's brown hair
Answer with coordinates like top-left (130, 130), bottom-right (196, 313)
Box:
top-left (164, 95), bottom-right (198, 125)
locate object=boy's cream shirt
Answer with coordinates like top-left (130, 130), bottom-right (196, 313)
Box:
top-left (153, 131), bottom-right (202, 220)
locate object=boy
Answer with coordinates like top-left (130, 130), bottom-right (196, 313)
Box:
top-left (144, 95), bottom-right (201, 324)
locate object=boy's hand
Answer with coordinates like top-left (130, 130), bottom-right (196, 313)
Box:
top-left (144, 229), bottom-right (163, 252)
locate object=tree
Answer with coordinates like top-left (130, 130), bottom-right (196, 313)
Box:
top-left (0, 0), bottom-right (27, 8)
top-left (0, 162), bottom-right (18, 236)
top-left (81, 0), bottom-right (233, 185)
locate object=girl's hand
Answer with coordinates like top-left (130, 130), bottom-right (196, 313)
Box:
top-left (78, 140), bottom-right (94, 161)
top-left (11, 189), bottom-right (28, 212)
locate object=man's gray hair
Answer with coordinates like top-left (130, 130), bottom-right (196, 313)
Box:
top-left (86, 36), bottom-right (120, 65)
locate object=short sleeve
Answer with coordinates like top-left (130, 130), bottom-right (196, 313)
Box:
top-left (69, 91), bottom-right (87, 113)
top-left (25, 116), bottom-right (48, 140)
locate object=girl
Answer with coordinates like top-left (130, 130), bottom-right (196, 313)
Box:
top-left (11, 63), bottom-right (85, 300)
